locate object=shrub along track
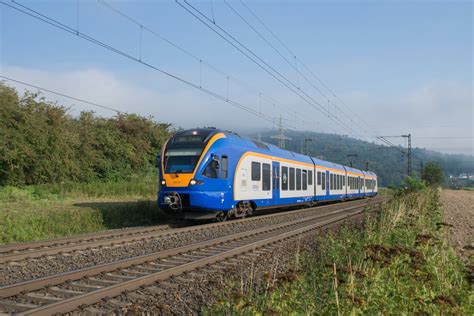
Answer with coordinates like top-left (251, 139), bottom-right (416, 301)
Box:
top-left (0, 199), bottom-right (387, 315)
top-left (0, 198), bottom-right (384, 286)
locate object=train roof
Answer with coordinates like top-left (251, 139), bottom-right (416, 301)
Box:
top-left (174, 128), bottom-right (376, 177)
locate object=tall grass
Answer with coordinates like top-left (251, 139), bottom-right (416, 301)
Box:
top-left (210, 189), bottom-right (472, 314)
top-left (0, 172), bottom-right (158, 202)
top-left (0, 173), bottom-right (172, 244)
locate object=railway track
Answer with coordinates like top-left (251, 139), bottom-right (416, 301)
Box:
top-left (0, 199), bottom-right (386, 315)
top-left (0, 198), bottom-right (383, 264)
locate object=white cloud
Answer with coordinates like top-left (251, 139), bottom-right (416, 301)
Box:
top-left (2, 66), bottom-right (472, 154)
top-left (1, 66), bottom-right (270, 130)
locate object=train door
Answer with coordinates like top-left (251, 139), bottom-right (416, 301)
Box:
top-left (325, 170), bottom-right (330, 196)
top-left (272, 161), bottom-right (280, 201)
top-left (358, 176), bottom-right (361, 195)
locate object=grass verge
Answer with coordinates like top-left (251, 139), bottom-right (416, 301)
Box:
top-left (210, 189), bottom-right (473, 314)
top-left (0, 174), bottom-right (171, 244)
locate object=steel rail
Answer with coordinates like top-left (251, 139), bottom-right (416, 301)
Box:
top-left (0, 200), bottom-right (386, 315)
top-left (20, 203), bottom-right (380, 315)
top-left (0, 198), bottom-right (384, 263)
top-left (0, 224), bottom-right (171, 253)
top-left (0, 201), bottom-right (379, 298)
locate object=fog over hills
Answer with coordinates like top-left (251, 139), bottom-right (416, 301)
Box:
top-left (241, 129), bottom-right (474, 187)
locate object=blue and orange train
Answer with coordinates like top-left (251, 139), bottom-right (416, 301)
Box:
top-left (157, 128), bottom-right (377, 220)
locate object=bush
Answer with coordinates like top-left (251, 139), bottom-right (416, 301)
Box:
top-left (0, 82), bottom-right (172, 186)
top-left (422, 161), bottom-right (444, 187)
top-left (395, 176), bottom-right (426, 196)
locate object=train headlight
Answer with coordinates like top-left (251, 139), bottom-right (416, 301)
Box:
top-left (161, 180), bottom-right (166, 186)
top-left (189, 179), bottom-right (203, 185)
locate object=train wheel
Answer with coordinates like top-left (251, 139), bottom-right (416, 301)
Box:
top-left (215, 212), bottom-right (228, 222)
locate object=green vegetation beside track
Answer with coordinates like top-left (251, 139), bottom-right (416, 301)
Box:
top-left (0, 174), bottom-right (170, 244)
top-left (210, 189), bottom-right (473, 314)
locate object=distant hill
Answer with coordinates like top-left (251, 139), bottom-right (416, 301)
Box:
top-left (242, 129), bottom-right (474, 187)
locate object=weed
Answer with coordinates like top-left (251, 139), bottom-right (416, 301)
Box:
top-left (209, 189), bottom-right (473, 314)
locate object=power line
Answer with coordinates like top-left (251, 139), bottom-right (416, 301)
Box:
top-left (237, 0), bottom-right (377, 139)
top-left (227, 0), bottom-right (373, 140)
top-left (176, 0), bottom-right (365, 140)
top-left (96, 0), bottom-right (312, 129)
top-left (0, 75), bottom-right (123, 114)
top-left (2, 1), bottom-right (295, 131)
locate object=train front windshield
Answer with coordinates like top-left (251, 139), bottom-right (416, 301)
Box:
top-left (163, 148), bottom-right (203, 174)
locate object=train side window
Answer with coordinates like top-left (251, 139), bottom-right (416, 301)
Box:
top-left (221, 156), bottom-right (228, 179)
top-left (340, 175), bottom-right (342, 190)
top-left (329, 174), bottom-right (333, 190)
top-left (296, 169), bottom-right (302, 190)
top-left (289, 168), bottom-right (295, 191)
top-left (281, 166), bottom-right (288, 191)
top-left (337, 175), bottom-right (340, 190)
top-left (308, 170), bottom-right (313, 185)
top-left (321, 172), bottom-right (326, 190)
top-left (317, 171), bottom-right (321, 185)
top-left (302, 170), bottom-right (307, 190)
top-left (251, 162), bottom-right (261, 181)
top-left (262, 163), bottom-right (271, 191)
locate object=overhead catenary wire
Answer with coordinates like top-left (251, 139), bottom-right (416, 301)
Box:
top-left (2, 1), bottom-right (296, 131)
top-left (225, 0), bottom-right (372, 139)
top-left (96, 0), bottom-right (312, 128)
top-left (176, 0), bottom-right (365, 140)
top-left (237, 0), bottom-right (378, 139)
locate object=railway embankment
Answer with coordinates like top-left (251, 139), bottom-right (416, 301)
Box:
top-left (209, 189), bottom-right (472, 314)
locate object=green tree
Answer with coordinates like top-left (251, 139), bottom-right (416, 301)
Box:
top-left (0, 82), bottom-right (172, 186)
top-left (421, 161), bottom-right (444, 187)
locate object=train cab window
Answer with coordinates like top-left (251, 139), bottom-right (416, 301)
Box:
top-left (317, 171), bottom-right (321, 185)
top-left (203, 157), bottom-right (219, 178)
top-left (289, 168), bottom-right (295, 191)
top-left (281, 166), bottom-right (288, 191)
top-left (262, 163), bottom-right (271, 191)
top-left (221, 156), bottom-right (228, 179)
top-left (321, 172), bottom-right (326, 190)
top-left (302, 170), bottom-right (307, 190)
top-left (251, 162), bottom-right (261, 181)
top-left (308, 170), bottom-right (313, 185)
top-left (296, 169), bottom-right (302, 190)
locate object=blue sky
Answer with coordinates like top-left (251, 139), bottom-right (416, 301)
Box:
top-left (1, 0), bottom-right (472, 154)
